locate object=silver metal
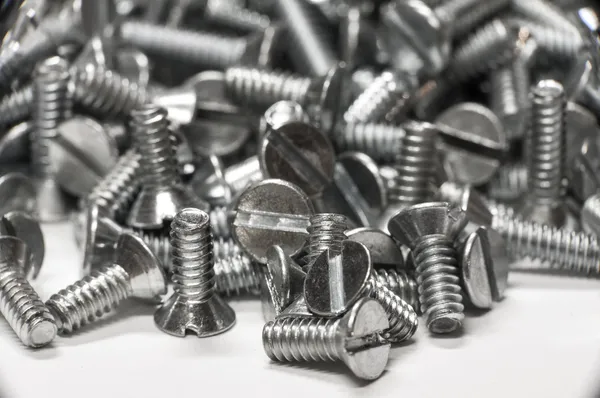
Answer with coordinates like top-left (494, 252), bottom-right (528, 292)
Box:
top-left (304, 213), bottom-right (348, 268)
top-left (47, 233), bottom-right (167, 334)
top-left (388, 202), bottom-right (466, 334)
top-left (126, 105), bottom-right (209, 230)
top-left (0, 173), bottom-right (37, 217)
top-left (232, 179), bottom-right (313, 263)
top-left (334, 122), bottom-right (405, 163)
top-left (346, 227), bottom-right (404, 270)
top-left (154, 208), bottom-right (236, 337)
top-left (582, 193), bottom-right (600, 236)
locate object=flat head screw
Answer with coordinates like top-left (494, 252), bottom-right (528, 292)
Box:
top-left (126, 105), bottom-right (209, 230)
top-left (154, 208), bottom-right (236, 337)
top-left (346, 227), bottom-right (404, 270)
top-left (262, 297), bottom-right (391, 381)
top-left (0, 213), bottom-right (55, 347)
top-left (47, 233), bottom-right (167, 335)
top-left (388, 202), bottom-right (467, 334)
top-left (259, 101), bottom-right (335, 199)
top-left (232, 178), bottom-right (314, 264)
top-left (304, 240), bottom-right (418, 343)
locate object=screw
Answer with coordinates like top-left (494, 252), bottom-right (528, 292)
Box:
top-left (262, 297), bottom-right (390, 380)
top-left (46, 233), bottom-right (167, 334)
top-left (214, 253), bottom-right (263, 297)
top-left (232, 178), bottom-right (314, 263)
top-left (0, 212), bottom-right (55, 347)
top-left (376, 121), bottom-right (438, 232)
top-left (0, 172), bottom-right (37, 218)
top-left (334, 121), bottom-right (405, 163)
top-left (517, 80), bottom-right (576, 229)
top-left (154, 208), bottom-right (236, 337)
top-left (205, 0), bottom-right (271, 33)
top-left (274, 0), bottom-right (338, 77)
top-left (486, 163), bottom-right (528, 203)
top-left (32, 56), bottom-right (74, 223)
top-left (388, 202), bottom-right (466, 334)
top-left (304, 213), bottom-right (348, 268)
top-left (435, 102), bottom-right (507, 185)
top-left (490, 60), bottom-right (530, 140)
top-left (346, 227), bottom-right (405, 270)
top-left (582, 193), bottom-right (600, 236)
top-left (372, 268), bottom-right (419, 312)
top-left (126, 105), bottom-right (209, 230)
top-left (259, 101), bottom-right (336, 198)
top-left (0, 84), bottom-right (33, 127)
top-left (511, 0), bottom-right (581, 36)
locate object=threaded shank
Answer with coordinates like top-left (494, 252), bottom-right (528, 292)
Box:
top-left (46, 264), bottom-right (132, 334)
top-left (73, 64), bottom-right (149, 119)
top-left (335, 122), bottom-right (404, 163)
top-left (170, 209), bottom-right (215, 299)
top-left (306, 214), bottom-right (348, 266)
top-left (32, 57), bottom-right (71, 176)
top-left (492, 214), bottom-right (600, 274)
top-left (365, 276), bottom-right (418, 342)
top-left (413, 235), bottom-right (464, 332)
top-left (388, 122), bottom-right (437, 205)
top-left (130, 105), bottom-right (179, 186)
top-left (374, 269), bottom-right (419, 312)
top-left (528, 80), bottom-right (566, 204)
top-left (214, 254), bottom-right (262, 296)
top-left (490, 67), bottom-right (519, 129)
top-left (582, 194), bottom-right (600, 236)
top-left (487, 163), bottom-right (528, 201)
top-left (263, 317), bottom-right (342, 362)
top-left (0, 84), bottom-right (33, 126)
top-left (210, 206), bottom-right (231, 238)
top-left (0, 268), bottom-right (56, 347)
top-left (224, 66), bottom-right (311, 111)
top-left (214, 238), bottom-right (243, 259)
top-left (206, 0), bottom-right (270, 32)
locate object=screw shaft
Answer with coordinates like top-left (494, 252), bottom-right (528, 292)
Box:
top-left (305, 213), bottom-right (348, 266)
top-left (334, 122), bottom-right (404, 163)
top-left (374, 269), bottom-right (419, 311)
top-left (214, 254), bottom-right (262, 297)
top-left (0, 84), bottom-right (33, 126)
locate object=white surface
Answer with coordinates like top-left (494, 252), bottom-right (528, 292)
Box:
top-left (2, 223), bottom-right (600, 398)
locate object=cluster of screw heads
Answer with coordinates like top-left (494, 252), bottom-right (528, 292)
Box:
top-left (1, 0), bottom-right (600, 382)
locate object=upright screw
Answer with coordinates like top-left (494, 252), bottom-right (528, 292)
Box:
top-left (0, 213), bottom-right (55, 347)
top-left (154, 208), bottom-right (236, 337)
top-left (274, 0), bottom-right (338, 77)
top-left (126, 105), bottom-right (209, 230)
top-left (46, 233), bottom-right (167, 334)
top-left (389, 202), bottom-right (466, 334)
top-left (304, 213), bottom-right (348, 267)
top-left (262, 297), bottom-right (391, 380)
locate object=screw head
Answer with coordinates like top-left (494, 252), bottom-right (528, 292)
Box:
top-left (305, 63), bottom-right (349, 136)
top-left (0, 212), bottom-right (45, 278)
top-left (346, 227), bottom-right (404, 270)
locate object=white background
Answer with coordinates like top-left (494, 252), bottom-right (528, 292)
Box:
top-left (2, 223), bottom-right (600, 398)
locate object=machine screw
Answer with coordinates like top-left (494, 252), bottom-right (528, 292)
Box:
top-left (214, 253), bottom-right (263, 297)
top-left (389, 202), bottom-right (466, 334)
top-left (262, 297), bottom-right (391, 380)
top-left (486, 163), bottom-right (528, 203)
top-left (582, 193), bottom-right (600, 236)
top-left (154, 208), bottom-right (236, 337)
top-left (274, 0), bottom-right (337, 77)
top-left (304, 213), bottom-right (348, 267)
top-left (333, 121), bottom-right (405, 163)
top-left (0, 84), bottom-right (33, 127)
top-left (0, 212), bottom-right (55, 347)
top-left (126, 105), bottom-right (209, 230)
top-left (0, 172), bottom-right (38, 217)
top-left (511, 0), bottom-right (581, 36)
top-left (346, 227), bottom-right (405, 270)
top-left (46, 233), bottom-right (167, 334)
top-left (490, 64), bottom-right (528, 140)
top-left (205, 0), bottom-right (271, 33)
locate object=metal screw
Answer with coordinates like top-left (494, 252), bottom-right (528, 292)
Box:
top-left (154, 208), bottom-right (236, 337)
top-left (486, 163), bottom-right (528, 203)
top-left (304, 213), bottom-right (348, 268)
top-left (388, 202), bottom-right (466, 334)
top-left (490, 59), bottom-right (530, 140)
top-left (0, 173), bottom-right (37, 218)
top-left (582, 193), bottom-right (600, 236)
top-left (126, 105), bottom-right (209, 230)
top-left (0, 212), bottom-right (55, 347)
top-left (346, 227), bottom-right (405, 270)
top-left (334, 121), bottom-right (405, 163)
top-left (262, 297), bottom-right (391, 380)
top-left (46, 233), bottom-right (167, 334)
top-left (205, 0), bottom-right (271, 33)
top-left (511, 0), bottom-right (581, 36)
top-left (0, 84), bottom-right (33, 127)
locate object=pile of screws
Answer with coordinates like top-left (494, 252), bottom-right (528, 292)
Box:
top-left (0, 0), bottom-right (599, 382)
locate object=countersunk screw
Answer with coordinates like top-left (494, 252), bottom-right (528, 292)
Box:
top-left (0, 212), bottom-right (55, 347)
top-left (154, 208), bottom-right (236, 337)
top-left (274, 0), bottom-right (338, 77)
top-left (46, 233), bottom-right (167, 335)
top-left (126, 105), bottom-right (209, 230)
top-left (388, 202), bottom-right (466, 334)
top-left (262, 297), bottom-right (391, 380)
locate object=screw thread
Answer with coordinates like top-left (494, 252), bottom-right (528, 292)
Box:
top-left (492, 214), bottom-right (600, 274)
top-left (506, 18), bottom-right (582, 60)
top-left (224, 66), bottom-right (311, 111)
top-left (0, 45), bottom-right (28, 93)
top-left (490, 66), bottom-right (520, 134)
top-left (449, 19), bottom-right (516, 83)
top-left (413, 235), bottom-right (464, 330)
top-left (206, 0), bottom-right (270, 32)
top-left (87, 149), bottom-right (142, 221)
top-left (210, 206), bottom-right (231, 238)
top-left (120, 21), bottom-right (247, 70)
top-left (511, 0), bottom-right (580, 36)
top-left (334, 122), bottom-right (404, 163)
top-left (134, 229), bottom-right (170, 270)
top-left (365, 276), bottom-right (418, 342)
top-left (223, 156), bottom-right (263, 193)
top-left (344, 71), bottom-right (414, 124)
top-left (374, 269), bottom-right (419, 312)
top-left (487, 163), bottom-right (528, 202)
top-left (32, 56), bottom-right (71, 176)
top-left (46, 264), bottom-right (132, 334)
top-left (214, 254), bottom-right (262, 297)
top-left (130, 105), bottom-right (179, 186)
top-left (263, 316), bottom-right (343, 362)
top-left (73, 64), bottom-right (149, 119)
top-left (170, 209), bottom-right (215, 299)
top-left (389, 122), bottom-right (437, 206)
top-left (0, 267), bottom-right (56, 347)
top-left (0, 84), bottom-right (33, 126)
top-left (436, 0), bottom-right (510, 38)
top-left (527, 80), bottom-right (566, 204)
top-left (214, 237), bottom-right (243, 259)
top-left (306, 214), bottom-right (348, 266)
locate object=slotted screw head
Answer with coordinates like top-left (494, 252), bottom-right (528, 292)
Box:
top-left (304, 63), bottom-right (349, 135)
top-left (259, 101), bottom-right (335, 198)
top-left (346, 227), bottom-right (404, 270)
top-left (82, 204), bottom-right (124, 274)
top-left (232, 178), bottom-right (314, 263)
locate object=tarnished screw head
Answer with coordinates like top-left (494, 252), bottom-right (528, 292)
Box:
top-left (232, 179), bottom-right (314, 263)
